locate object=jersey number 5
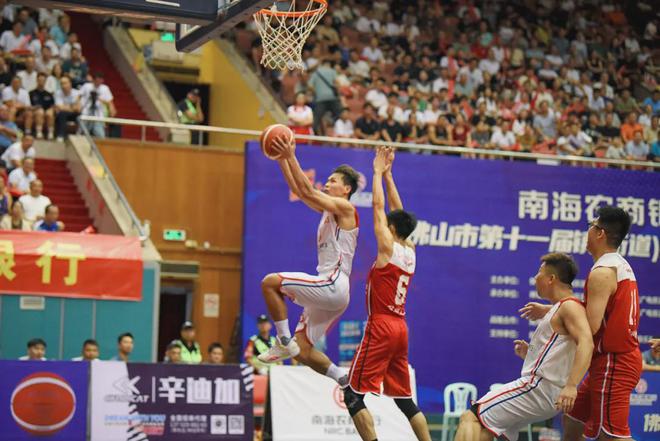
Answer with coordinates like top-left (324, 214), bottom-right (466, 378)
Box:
top-left (396, 274), bottom-right (410, 306)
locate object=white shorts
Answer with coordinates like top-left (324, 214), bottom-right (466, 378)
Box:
top-left (277, 268), bottom-right (350, 344)
top-left (475, 376), bottom-right (561, 441)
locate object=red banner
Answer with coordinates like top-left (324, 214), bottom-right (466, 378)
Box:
top-left (0, 231), bottom-right (143, 301)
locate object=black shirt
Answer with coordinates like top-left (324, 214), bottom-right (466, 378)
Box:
top-left (596, 125), bottom-right (620, 139)
top-left (355, 117), bottom-right (381, 137)
top-left (381, 120), bottom-right (405, 141)
top-left (30, 89), bottom-right (54, 110)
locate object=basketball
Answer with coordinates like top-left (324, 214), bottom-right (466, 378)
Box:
top-left (260, 124), bottom-right (294, 160)
top-left (10, 372), bottom-right (77, 435)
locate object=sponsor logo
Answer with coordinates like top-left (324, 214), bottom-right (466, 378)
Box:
top-left (103, 376), bottom-right (149, 403)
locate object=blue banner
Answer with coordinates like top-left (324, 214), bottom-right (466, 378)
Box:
top-left (241, 142), bottom-right (660, 425)
top-left (0, 360), bottom-right (88, 440)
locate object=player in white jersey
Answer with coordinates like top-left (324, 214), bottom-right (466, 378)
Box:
top-left (455, 253), bottom-right (594, 441)
top-left (257, 135), bottom-right (360, 385)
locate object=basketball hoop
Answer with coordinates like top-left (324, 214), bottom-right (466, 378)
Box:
top-left (253, 0), bottom-right (328, 71)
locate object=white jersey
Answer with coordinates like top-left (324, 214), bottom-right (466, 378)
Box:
top-left (521, 298), bottom-right (581, 387)
top-left (316, 210), bottom-right (359, 277)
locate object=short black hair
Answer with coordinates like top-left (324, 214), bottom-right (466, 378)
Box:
top-left (117, 332), bottom-right (134, 343)
top-left (83, 339), bottom-right (98, 348)
top-left (27, 338), bottom-right (46, 348)
top-left (386, 209), bottom-right (418, 239)
top-left (596, 205), bottom-right (631, 248)
top-left (540, 253), bottom-right (578, 285)
top-left (208, 342), bottom-right (224, 353)
top-left (44, 204), bottom-right (57, 214)
top-left (332, 164), bottom-right (360, 198)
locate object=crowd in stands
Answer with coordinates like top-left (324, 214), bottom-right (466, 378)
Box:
top-left (239, 0), bottom-right (659, 164)
top-left (0, 5), bottom-right (115, 142)
top-left (19, 324), bottom-right (226, 364)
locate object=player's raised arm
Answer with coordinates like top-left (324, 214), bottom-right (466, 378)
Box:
top-left (373, 147), bottom-right (394, 266)
top-left (583, 266), bottom-right (617, 334)
top-left (384, 149), bottom-right (403, 212)
top-left (271, 135), bottom-right (354, 217)
top-left (556, 301), bottom-right (594, 413)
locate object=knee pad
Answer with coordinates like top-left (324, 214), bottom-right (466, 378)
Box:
top-left (343, 387), bottom-right (366, 417)
top-left (394, 398), bottom-right (421, 420)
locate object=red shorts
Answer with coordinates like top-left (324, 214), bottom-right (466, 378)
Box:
top-left (568, 350), bottom-right (642, 438)
top-left (348, 315), bottom-right (411, 397)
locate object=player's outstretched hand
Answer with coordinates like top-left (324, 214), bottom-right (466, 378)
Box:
top-left (386, 147), bottom-right (395, 167)
top-left (271, 134), bottom-right (295, 159)
top-left (373, 146), bottom-right (391, 174)
top-left (555, 385), bottom-right (577, 413)
top-left (519, 302), bottom-right (551, 321)
top-left (513, 340), bottom-right (528, 359)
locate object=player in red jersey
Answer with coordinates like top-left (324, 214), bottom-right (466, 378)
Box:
top-left (342, 147), bottom-right (432, 441)
top-left (521, 206), bottom-right (641, 441)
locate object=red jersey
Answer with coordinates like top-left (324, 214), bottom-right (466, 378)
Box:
top-left (585, 253), bottom-right (640, 354)
top-left (366, 242), bottom-right (416, 318)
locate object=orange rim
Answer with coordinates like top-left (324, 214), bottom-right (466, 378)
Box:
top-left (255, 0), bottom-right (327, 18)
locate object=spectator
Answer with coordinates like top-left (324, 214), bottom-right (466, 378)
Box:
top-left (454, 72), bottom-right (475, 100)
top-left (244, 314), bottom-right (279, 375)
top-left (472, 118), bottom-right (491, 148)
top-left (2, 135), bottom-right (34, 170)
top-left (0, 58), bottom-right (13, 89)
top-left (490, 119), bottom-right (517, 150)
top-left (0, 175), bottom-right (10, 217)
top-left (0, 21), bottom-right (27, 53)
top-left (177, 88), bottom-right (204, 144)
top-left (36, 46), bottom-right (57, 74)
top-left (651, 133), bottom-right (660, 162)
top-left (54, 75), bottom-right (80, 141)
top-left (347, 50), bottom-right (369, 80)
top-left (638, 105), bottom-right (654, 129)
top-left (0, 200), bottom-right (31, 230)
top-left (452, 113), bottom-right (472, 147)
top-left (49, 14), bottom-right (70, 47)
top-left (643, 343), bottom-right (660, 372)
top-left (354, 103), bottom-right (380, 141)
top-left (207, 342), bottom-right (225, 365)
top-left (597, 113), bottom-right (621, 140)
top-left (45, 63), bottom-right (64, 95)
top-left (365, 77), bottom-right (388, 110)
top-left (333, 107), bottom-right (354, 139)
top-left (625, 131), bottom-right (650, 161)
top-left (614, 89), bottom-right (640, 116)
top-left (33, 204), bottom-right (64, 231)
top-left (361, 37), bottom-right (384, 64)
top-left (19, 338), bottom-right (47, 360)
top-left (72, 339), bottom-right (99, 361)
top-left (59, 31), bottom-right (81, 60)
top-left (80, 72), bottom-right (116, 139)
top-left (17, 56), bottom-right (37, 92)
top-left (2, 76), bottom-right (33, 134)
top-left (16, 8), bottom-right (37, 37)
top-left (8, 157), bottom-right (36, 194)
top-left (413, 70), bottom-right (432, 97)
top-left (428, 116), bottom-right (454, 146)
top-left (0, 104), bottom-right (18, 152)
top-left (111, 332), bottom-right (134, 362)
top-left (605, 137), bottom-right (627, 161)
top-left (19, 179), bottom-right (50, 221)
top-left (621, 112), bottom-right (644, 142)
top-left (642, 89), bottom-right (659, 115)
top-left (556, 125), bottom-right (583, 156)
top-left (308, 58), bottom-right (341, 135)
top-left (533, 101), bottom-right (557, 141)
top-left (30, 73), bottom-right (55, 139)
top-left (61, 48), bottom-right (88, 88)
top-left (164, 343), bottom-right (182, 364)
top-left (380, 106), bottom-right (404, 143)
top-left (171, 320), bottom-right (202, 364)
top-left (378, 92), bottom-right (404, 122)
top-left (403, 111), bottom-right (428, 144)
top-left (286, 92), bottom-right (314, 136)
top-left (567, 123), bottom-right (594, 156)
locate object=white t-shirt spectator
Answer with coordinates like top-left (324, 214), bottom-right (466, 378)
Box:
top-left (333, 118), bottom-right (354, 137)
top-left (533, 111), bottom-right (557, 139)
top-left (538, 68), bottom-right (558, 81)
top-left (490, 128), bottom-right (517, 149)
top-left (545, 54), bottom-right (564, 67)
top-left (478, 58), bottom-right (500, 75)
top-left (362, 46), bottom-right (384, 63)
top-left (17, 70), bottom-right (37, 92)
top-left (365, 89), bottom-right (387, 109)
top-left (383, 22), bottom-right (401, 37)
top-left (378, 105), bottom-right (405, 123)
top-left (286, 105), bottom-right (313, 126)
top-left (422, 108), bottom-right (441, 125)
top-left (512, 119), bottom-right (528, 136)
top-left (80, 83), bottom-right (113, 117)
top-left (36, 57), bottom-right (57, 74)
top-left (2, 86), bottom-right (31, 106)
top-left (59, 41), bottom-right (82, 60)
top-left (19, 193), bottom-right (51, 221)
top-left (0, 30), bottom-right (27, 52)
top-left (1, 141), bottom-right (35, 164)
top-left (44, 39), bottom-right (59, 57)
top-left (348, 59), bottom-right (370, 79)
top-left (432, 77), bottom-right (450, 93)
top-left (355, 16), bottom-right (380, 34)
top-left (55, 88), bottom-right (81, 107)
top-left (8, 167), bottom-right (37, 192)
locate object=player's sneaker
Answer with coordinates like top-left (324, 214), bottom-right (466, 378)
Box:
top-left (257, 337), bottom-right (300, 363)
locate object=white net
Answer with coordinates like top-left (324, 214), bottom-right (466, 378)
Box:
top-left (253, 0), bottom-right (327, 71)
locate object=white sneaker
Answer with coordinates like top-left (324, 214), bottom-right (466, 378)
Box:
top-left (257, 338), bottom-right (300, 363)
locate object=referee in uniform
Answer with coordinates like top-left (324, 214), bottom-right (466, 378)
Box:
top-left (244, 314), bottom-right (280, 374)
